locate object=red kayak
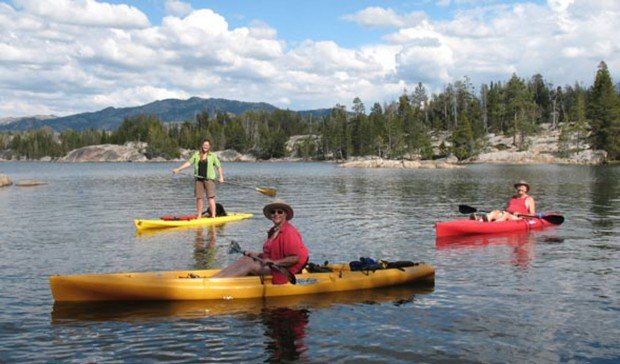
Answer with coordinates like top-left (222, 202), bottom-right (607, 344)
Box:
top-left (435, 216), bottom-right (560, 238)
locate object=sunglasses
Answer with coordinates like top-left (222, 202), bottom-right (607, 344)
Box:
top-left (271, 209), bottom-right (286, 215)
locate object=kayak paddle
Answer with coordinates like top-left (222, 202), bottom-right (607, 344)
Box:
top-left (175, 172), bottom-right (277, 197)
top-left (228, 240), bottom-right (296, 284)
top-left (458, 204), bottom-right (564, 225)
top-left (225, 181), bottom-right (277, 197)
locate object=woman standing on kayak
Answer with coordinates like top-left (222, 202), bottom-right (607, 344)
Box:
top-left (172, 139), bottom-right (224, 219)
top-left (484, 181), bottom-right (536, 222)
top-left (212, 201), bottom-right (309, 284)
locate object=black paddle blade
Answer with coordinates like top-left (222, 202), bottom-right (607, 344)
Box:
top-left (542, 215), bottom-right (564, 225)
top-left (287, 272), bottom-right (297, 285)
top-left (228, 240), bottom-right (242, 254)
top-left (458, 205), bottom-right (477, 214)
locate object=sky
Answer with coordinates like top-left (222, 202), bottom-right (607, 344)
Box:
top-left (0, 0), bottom-right (618, 118)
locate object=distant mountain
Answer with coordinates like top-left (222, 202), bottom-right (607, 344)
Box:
top-left (297, 108), bottom-right (334, 118)
top-left (0, 97), bottom-right (334, 132)
top-left (0, 115), bottom-right (57, 127)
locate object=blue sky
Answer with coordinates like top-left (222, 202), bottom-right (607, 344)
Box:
top-left (107, 0), bottom-right (545, 47)
top-left (0, 0), bottom-right (617, 118)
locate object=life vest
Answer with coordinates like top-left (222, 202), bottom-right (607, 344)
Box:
top-left (506, 196), bottom-right (530, 215)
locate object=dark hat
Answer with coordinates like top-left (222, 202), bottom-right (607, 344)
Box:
top-left (514, 180), bottom-right (530, 192)
top-left (263, 200), bottom-right (294, 220)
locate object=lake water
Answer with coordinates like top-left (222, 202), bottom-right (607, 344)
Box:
top-left (0, 161), bottom-right (618, 363)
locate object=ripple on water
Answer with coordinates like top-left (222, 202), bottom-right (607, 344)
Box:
top-left (0, 162), bottom-right (619, 362)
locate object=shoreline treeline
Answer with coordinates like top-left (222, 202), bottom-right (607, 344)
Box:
top-left (1, 61), bottom-right (618, 161)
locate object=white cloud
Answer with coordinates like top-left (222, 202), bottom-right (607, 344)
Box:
top-left (14, 0), bottom-right (149, 28)
top-left (164, 0), bottom-right (192, 17)
top-left (91, 86), bottom-right (191, 108)
top-left (0, 0), bottom-right (619, 117)
top-left (343, 7), bottom-right (426, 28)
top-left (383, 0), bottom-right (620, 92)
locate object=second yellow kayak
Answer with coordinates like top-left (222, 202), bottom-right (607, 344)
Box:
top-left (134, 212), bottom-right (253, 231)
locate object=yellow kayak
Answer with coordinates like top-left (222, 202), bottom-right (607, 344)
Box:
top-left (134, 212), bottom-right (253, 231)
top-left (49, 263), bottom-right (435, 302)
top-left (51, 284), bottom-right (435, 321)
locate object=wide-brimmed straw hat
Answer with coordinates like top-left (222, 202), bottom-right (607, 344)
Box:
top-left (263, 200), bottom-right (294, 220)
top-left (514, 180), bottom-right (530, 192)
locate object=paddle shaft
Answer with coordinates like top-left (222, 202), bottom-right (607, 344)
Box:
top-left (225, 181), bottom-right (277, 197)
top-left (229, 241), bottom-right (296, 284)
top-left (243, 251), bottom-right (296, 284)
top-left (176, 173), bottom-right (276, 197)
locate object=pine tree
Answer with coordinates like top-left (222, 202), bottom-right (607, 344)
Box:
top-left (505, 74), bottom-right (537, 149)
top-left (351, 97), bottom-right (365, 156)
top-left (587, 61), bottom-right (620, 159)
top-left (451, 112), bottom-right (475, 160)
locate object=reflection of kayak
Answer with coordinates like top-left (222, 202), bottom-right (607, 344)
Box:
top-left (435, 231), bottom-right (534, 249)
top-left (51, 283), bottom-right (435, 322)
top-left (49, 263), bottom-right (435, 302)
top-left (436, 231), bottom-right (537, 268)
top-left (135, 223), bottom-right (221, 238)
top-left (435, 216), bottom-right (558, 238)
top-left (134, 213), bottom-right (253, 231)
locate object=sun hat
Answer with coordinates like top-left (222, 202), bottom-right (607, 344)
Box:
top-left (514, 180), bottom-right (530, 192)
top-left (263, 200), bottom-right (294, 220)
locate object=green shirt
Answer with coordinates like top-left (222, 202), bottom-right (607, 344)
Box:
top-left (188, 151), bottom-right (221, 180)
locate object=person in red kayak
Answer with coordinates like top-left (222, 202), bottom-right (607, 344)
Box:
top-left (212, 200), bottom-right (309, 284)
top-left (172, 138), bottom-right (224, 219)
top-left (473, 181), bottom-right (536, 222)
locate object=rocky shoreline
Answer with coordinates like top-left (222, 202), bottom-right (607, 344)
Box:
top-left (0, 124), bottom-right (609, 166)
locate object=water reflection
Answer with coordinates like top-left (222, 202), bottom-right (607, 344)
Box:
top-left (50, 284), bottom-right (434, 360)
top-left (193, 226), bottom-right (218, 270)
top-left (436, 232), bottom-right (537, 268)
top-left (590, 167), bottom-right (619, 233)
top-left (261, 306), bottom-right (309, 362)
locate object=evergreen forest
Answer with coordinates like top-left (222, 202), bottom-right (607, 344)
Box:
top-left (2, 62), bottom-right (619, 161)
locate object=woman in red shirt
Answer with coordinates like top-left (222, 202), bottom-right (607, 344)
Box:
top-left (212, 201), bottom-right (308, 284)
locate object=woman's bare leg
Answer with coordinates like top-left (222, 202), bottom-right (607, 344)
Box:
top-left (196, 197), bottom-right (203, 219)
top-left (208, 197), bottom-right (216, 218)
top-left (212, 256), bottom-right (271, 278)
